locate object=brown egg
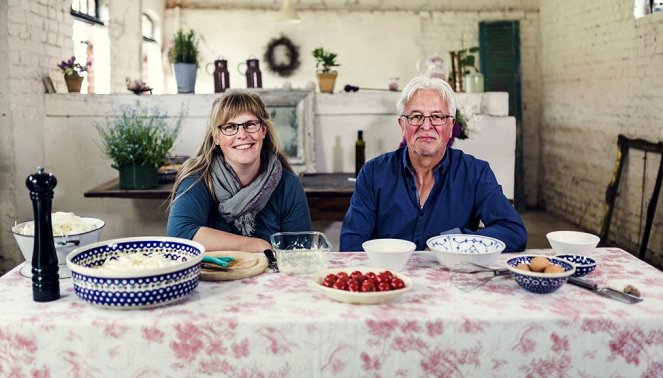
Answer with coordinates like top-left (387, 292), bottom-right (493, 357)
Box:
top-left (529, 256), bottom-right (551, 272)
top-left (544, 264), bottom-right (564, 274)
top-left (515, 263), bottom-right (531, 272)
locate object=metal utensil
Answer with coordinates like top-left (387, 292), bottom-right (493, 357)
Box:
top-left (263, 249), bottom-right (279, 272)
top-left (450, 264), bottom-right (511, 291)
top-left (568, 277), bottom-right (643, 304)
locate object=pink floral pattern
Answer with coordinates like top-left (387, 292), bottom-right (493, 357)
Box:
top-left (1, 248), bottom-right (662, 377)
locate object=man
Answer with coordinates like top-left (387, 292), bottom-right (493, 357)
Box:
top-left (340, 76), bottom-right (527, 252)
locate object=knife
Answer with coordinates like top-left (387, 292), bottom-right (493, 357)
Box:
top-left (263, 249), bottom-right (279, 272)
top-left (568, 277), bottom-right (643, 304)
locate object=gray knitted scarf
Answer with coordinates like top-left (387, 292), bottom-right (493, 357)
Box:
top-left (211, 153), bottom-right (282, 236)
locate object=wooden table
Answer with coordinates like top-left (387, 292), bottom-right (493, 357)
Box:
top-left (84, 173), bottom-right (355, 222)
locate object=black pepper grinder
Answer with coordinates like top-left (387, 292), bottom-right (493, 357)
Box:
top-left (26, 167), bottom-right (60, 302)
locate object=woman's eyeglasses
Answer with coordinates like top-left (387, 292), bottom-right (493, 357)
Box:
top-left (217, 120), bottom-right (263, 136)
top-left (400, 113), bottom-right (454, 127)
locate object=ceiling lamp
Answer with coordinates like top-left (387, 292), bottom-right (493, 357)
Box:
top-left (276, 0), bottom-right (301, 23)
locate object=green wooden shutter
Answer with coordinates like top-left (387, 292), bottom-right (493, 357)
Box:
top-left (479, 21), bottom-right (523, 209)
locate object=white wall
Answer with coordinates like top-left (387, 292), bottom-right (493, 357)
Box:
top-left (539, 1), bottom-right (663, 264)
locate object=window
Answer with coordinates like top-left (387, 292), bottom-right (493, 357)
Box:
top-left (71, 0), bottom-right (104, 25)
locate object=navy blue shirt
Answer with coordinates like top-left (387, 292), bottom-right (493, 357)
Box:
top-left (340, 147), bottom-right (527, 252)
top-left (167, 170), bottom-right (311, 242)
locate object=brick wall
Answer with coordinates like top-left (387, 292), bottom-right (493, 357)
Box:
top-left (0, 0), bottom-right (72, 274)
top-left (539, 0), bottom-right (663, 265)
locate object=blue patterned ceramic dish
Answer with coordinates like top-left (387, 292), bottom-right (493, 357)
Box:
top-left (555, 254), bottom-right (597, 277)
top-left (426, 234), bottom-right (506, 270)
top-left (66, 237), bottom-right (204, 309)
top-left (506, 255), bottom-right (575, 294)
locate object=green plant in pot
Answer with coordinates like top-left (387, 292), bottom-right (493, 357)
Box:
top-left (169, 29), bottom-right (199, 93)
top-left (312, 47), bottom-right (340, 93)
top-left (96, 106), bottom-right (184, 189)
top-left (450, 46), bottom-right (484, 92)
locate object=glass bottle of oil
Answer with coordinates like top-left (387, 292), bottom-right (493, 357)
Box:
top-left (355, 130), bottom-right (365, 177)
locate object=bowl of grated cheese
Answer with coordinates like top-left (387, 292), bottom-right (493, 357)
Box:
top-left (66, 236), bottom-right (205, 309)
top-left (12, 212), bottom-right (105, 276)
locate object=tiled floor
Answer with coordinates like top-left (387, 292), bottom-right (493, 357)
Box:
top-left (314, 208), bottom-right (586, 251)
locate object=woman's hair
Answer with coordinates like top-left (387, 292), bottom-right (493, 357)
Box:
top-left (169, 90), bottom-right (292, 206)
top-left (396, 76), bottom-right (457, 116)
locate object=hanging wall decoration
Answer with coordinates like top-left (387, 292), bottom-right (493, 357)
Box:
top-left (264, 35), bottom-right (300, 77)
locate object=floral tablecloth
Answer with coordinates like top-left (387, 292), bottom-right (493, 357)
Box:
top-left (1, 248), bottom-right (663, 378)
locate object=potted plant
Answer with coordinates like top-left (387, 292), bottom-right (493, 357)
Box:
top-left (312, 47), bottom-right (340, 93)
top-left (450, 46), bottom-right (483, 92)
top-left (169, 29), bottom-right (199, 93)
top-left (57, 56), bottom-right (90, 93)
top-left (96, 106), bottom-right (184, 189)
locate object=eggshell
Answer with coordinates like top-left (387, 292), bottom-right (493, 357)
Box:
top-left (544, 264), bottom-right (564, 274)
top-left (530, 256), bottom-right (551, 272)
top-left (515, 263), bottom-right (531, 272)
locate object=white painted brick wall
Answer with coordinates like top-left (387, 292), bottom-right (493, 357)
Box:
top-left (0, 0), bottom-right (73, 274)
top-left (540, 0), bottom-right (663, 265)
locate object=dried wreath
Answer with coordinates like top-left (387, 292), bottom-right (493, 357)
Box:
top-left (263, 35), bottom-right (300, 77)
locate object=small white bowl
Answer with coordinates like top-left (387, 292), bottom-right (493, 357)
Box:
top-left (362, 238), bottom-right (416, 272)
top-left (427, 234), bottom-right (506, 270)
top-left (546, 231), bottom-right (600, 255)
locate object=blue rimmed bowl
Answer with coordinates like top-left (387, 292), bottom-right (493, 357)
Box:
top-left (555, 254), bottom-right (597, 277)
top-left (66, 237), bottom-right (205, 309)
top-left (506, 255), bottom-right (576, 294)
top-left (426, 234), bottom-right (506, 270)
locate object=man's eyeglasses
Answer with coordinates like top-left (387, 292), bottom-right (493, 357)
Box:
top-left (400, 113), bottom-right (454, 127)
top-left (217, 120), bottom-right (263, 136)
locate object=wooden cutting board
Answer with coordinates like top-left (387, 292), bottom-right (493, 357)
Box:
top-left (200, 250), bottom-right (268, 281)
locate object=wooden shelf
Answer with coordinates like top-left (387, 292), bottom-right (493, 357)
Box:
top-left (84, 173), bottom-right (355, 222)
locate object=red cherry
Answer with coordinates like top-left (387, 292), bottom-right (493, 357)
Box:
top-left (377, 282), bottom-right (392, 292)
top-left (390, 277), bottom-right (405, 290)
top-left (361, 280), bottom-right (375, 292)
top-left (348, 281), bottom-right (361, 292)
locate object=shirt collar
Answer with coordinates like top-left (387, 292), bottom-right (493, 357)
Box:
top-left (401, 146), bottom-right (451, 177)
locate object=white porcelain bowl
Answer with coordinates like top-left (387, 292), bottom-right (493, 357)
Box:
top-left (546, 231), bottom-right (600, 255)
top-left (12, 217), bottom-right (105, 266)
top-left (66, 236), bottom-right (205, 309)
top-left (362, 238), bottom-right (416, 272)
top-left (427, 234), bottom-right (506, 270)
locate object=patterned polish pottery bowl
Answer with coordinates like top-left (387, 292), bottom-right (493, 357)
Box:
top-left (426, 234), bottom-right (506, 270)
top-left (555, 254), bottom-right (597, 277)
top-left (66, 237), bottom-right (205, 309)
top-left (506, 255), bottom-right (575, 294)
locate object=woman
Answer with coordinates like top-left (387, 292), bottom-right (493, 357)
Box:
top-left (167, 90), bottom-right (311, 252)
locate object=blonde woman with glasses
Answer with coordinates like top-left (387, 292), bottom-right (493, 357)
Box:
top-left (167, 90), bottom-right (311, 252)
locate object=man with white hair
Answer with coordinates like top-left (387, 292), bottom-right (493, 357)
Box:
top-left (340, 76), bottom-right (527, 252)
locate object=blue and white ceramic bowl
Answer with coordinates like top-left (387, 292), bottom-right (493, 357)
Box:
top-left (506, 255), bottom-right (575, 294)
top-left (426, 234), bottom-right (506, 270)
top-left (555, 254), bottom-right (597, 277)
top-left (66, 237), bottom-right (204, 309)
